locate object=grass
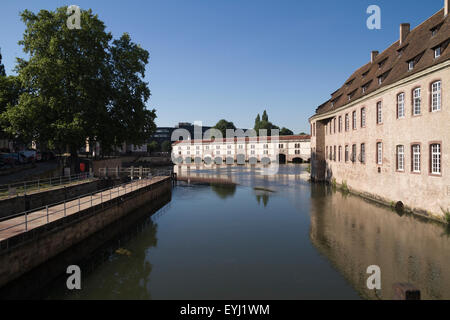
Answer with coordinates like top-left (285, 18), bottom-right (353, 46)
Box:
top-left (340, 180), bottom-right (350, 194)
top-left (331, 178), bottom-right (337, 189)
top-left (441, 207), bottom-right (450, 224)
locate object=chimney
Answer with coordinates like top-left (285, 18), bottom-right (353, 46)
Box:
top-left (371, 51), bottom-right (379, 63)
top-left (445, 0), bottom-right (449, 16)
top-left (400, 23), bottom-right (410, 45)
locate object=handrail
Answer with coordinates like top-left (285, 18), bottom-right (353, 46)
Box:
top-left (0, 172), bottom-right (94, 198)
top-left (0, 176), bottom-right (168, 235)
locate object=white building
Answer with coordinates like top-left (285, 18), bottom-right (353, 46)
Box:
top-left (172, 135), bottom-right (311, 165)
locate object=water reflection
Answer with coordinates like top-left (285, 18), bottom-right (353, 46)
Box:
top-left (309, 184), bottom-right (450, 300)
top-left (211, 184), bottom-right (236, 199)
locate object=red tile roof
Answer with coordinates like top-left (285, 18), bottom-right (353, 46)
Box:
top-left (313, 9), bottom-right (450, 116)
top-left (172, 135), bottom-right (311, 145)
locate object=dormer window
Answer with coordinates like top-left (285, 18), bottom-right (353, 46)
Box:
top-left (331, 101), bottom-right (334, 107)
top-left (378, 58), bottom-right (387, 69)
top-left (378, 76), bottom-right (383, 85)
top-left (432, 28), bottom-right (437, 36)
top-left (408, 60), bottom-right (414, 71)
top-left (362, 71), bottom-right (369, 78)
top-left (434, 47), bottom-right (441, 59)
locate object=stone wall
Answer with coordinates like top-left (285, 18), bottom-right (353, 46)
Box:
top-left (0, 177), bottom-right (171, 288)
top-left (0, 180), bottom-right (102, 219)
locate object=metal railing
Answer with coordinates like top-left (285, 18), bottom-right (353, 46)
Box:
top-left (98, 167), bottom-right (173, 178)
top-left (0, 177), bottom-right (156, 235)
top-left (0, 172), bottom-right (94, 198)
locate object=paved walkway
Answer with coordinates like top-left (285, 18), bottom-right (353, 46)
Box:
top-left (0, 177), bottom-right (167, 242)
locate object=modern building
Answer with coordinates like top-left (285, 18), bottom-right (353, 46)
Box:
top-left (309, 1), bottom-right (449, 218)
top-left (172, 135), bottom-right (311, 164)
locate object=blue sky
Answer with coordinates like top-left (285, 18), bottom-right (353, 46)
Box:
top-left (0, 0), bottom-right (445, 133)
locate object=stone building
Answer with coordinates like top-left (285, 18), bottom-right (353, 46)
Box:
top-left (309, 2), bottom-right (450, 218)
top-left (172, 135), bottom-right (311, 165)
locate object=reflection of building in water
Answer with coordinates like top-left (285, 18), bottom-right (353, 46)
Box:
top-left (172, 135), bottom-right (311, 165)
top-left (309, 185), bottom-right (450, 300)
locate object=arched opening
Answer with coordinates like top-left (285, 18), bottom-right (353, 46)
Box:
top-left (204, 157), bottom-right (212, 165)
top-left (236, 154), bottom-right (245, 165)
top-left (261, 157), bottom-right (271, 165)
top-left (226, 157), bottom-right (234, 165)
top-left (277, 154), bottom-right (287, 164)
top-left (292, 157), bottom-right (303, 164)
top-left (249, 157), bottom-right (258, 165)
top-left (214, 156), bottom-right (223, 165)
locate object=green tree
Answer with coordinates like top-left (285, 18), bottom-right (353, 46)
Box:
top-left (1, 7), bottom-right (156, 158)
top-left (161, 140), bottom-right (172, 152)
top-left (262, 110), bottom-right (269, 122)
top-left (280, 127), bottom-right (293, 136)
top-left (254, 113), bottom-right (261, 129)
top-left (213, 119), bottom-right (236, 137)
top-left (147, 141), bottom-right (159, 153)
top-left (0, 49), bottom-right (5, 77)
top-left (298, 132), bottom-right (307, 135)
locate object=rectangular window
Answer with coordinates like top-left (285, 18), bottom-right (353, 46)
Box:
top-left (435, 47), bottom-right (441, 58)
top-left (251, 150), bottom-right (255, 155)
top-left (352, 111), bottom-right (357, 129)
top-left (431, 144), bottom-right (441, 174)
top-left (361, 108), bottom-right (366, 127)
top-left (396, 145), bottom-right (405, 171)
top-left (351, 144), bottom-right (356, 163)
top-left (377, 142), bottom-right (383, 165)
top-left (397, 93), bottom-right (405, 118)
top-left (263, 150), bottom-right (268, 155)
top-left (345, 145), bottom-right (349, 162)
top-left (412, 144), bottom-right (420, 173)
top-left (432, 81), bottom-right (441, 111)
top-left (278, 144), bottom-right (284, 149)
top-left (345, 114), bottom-right (349, 131)
top-left (338, 146), bottom-right (342, 162)
top-left (251, 145), bottom-right (255, 149)
top-left (377, 102), bottom-right (382, 124)
top-left (338, 116), bottom-right (342, 132)
top-left (227, 150), bottom-right (232, 155)
top-left (413, 88), bottom-right (421, 115)
top-left (408, 60), bottom-right (414, 70)
top-left (333, 146), bottom-right (336, 161)
top-left (360, 143), bottom-right (365, 163)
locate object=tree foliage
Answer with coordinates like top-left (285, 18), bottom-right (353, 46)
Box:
top-left (280, 127), bottom-right (293, 135)
top-left (0, 49), bottom-right (5, 77)
top-left (213, 119), bottom-right (236, 137)
top-left (0, 7), bottom-right (156, 156)
top-left (253, 110), bottom-right (279, 136)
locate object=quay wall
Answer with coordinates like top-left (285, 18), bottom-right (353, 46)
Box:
top-left (0, 177), bottom-right (172, 289)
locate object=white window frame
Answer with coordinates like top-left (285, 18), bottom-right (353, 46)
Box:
top-left (377, 102), bottom-right (382, 124)
top-left (408, 60), bottom-right (414, 70)
top-left (413, 88), bottom-right (421, 115)
top-left (434, 47), bottom-right (441, 59)
top-left (431, 144), bottom-right (441, 174)
top-left (412, 144), bottom-right (420, 173)
top-left (345, 114), bottom-right (349, 131)
top-left (361, 108), bottom-right (366, 127)
top-left (431, 81), bottom-right (441, 112)
top-left (397, 93), bottom-right (405, 118)
top-left (397, 145), bottom-right (405, 171)
top-left (377, 142), bottom-right (383, 165)
top-left (352, 111), bottom-right (357, 130)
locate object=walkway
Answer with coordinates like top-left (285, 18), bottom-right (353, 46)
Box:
top-left (0, 176), bottom-right (167, 242)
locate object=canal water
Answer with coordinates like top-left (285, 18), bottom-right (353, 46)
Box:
top-left (41, 164), bottom-right (450, 300)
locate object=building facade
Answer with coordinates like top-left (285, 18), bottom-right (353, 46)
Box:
top-left (309, 3), bottom-right (450, 219)
top-left (172, 135), bottom-right (311, 165)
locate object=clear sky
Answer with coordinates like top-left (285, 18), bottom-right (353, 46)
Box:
top-left (0, 0), bottom-right (445, 133)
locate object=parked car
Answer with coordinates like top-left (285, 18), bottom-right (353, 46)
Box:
top-left (0, 153), bottom-right (19, 166)
top-left (18, 150), bottom-right (36, 163)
